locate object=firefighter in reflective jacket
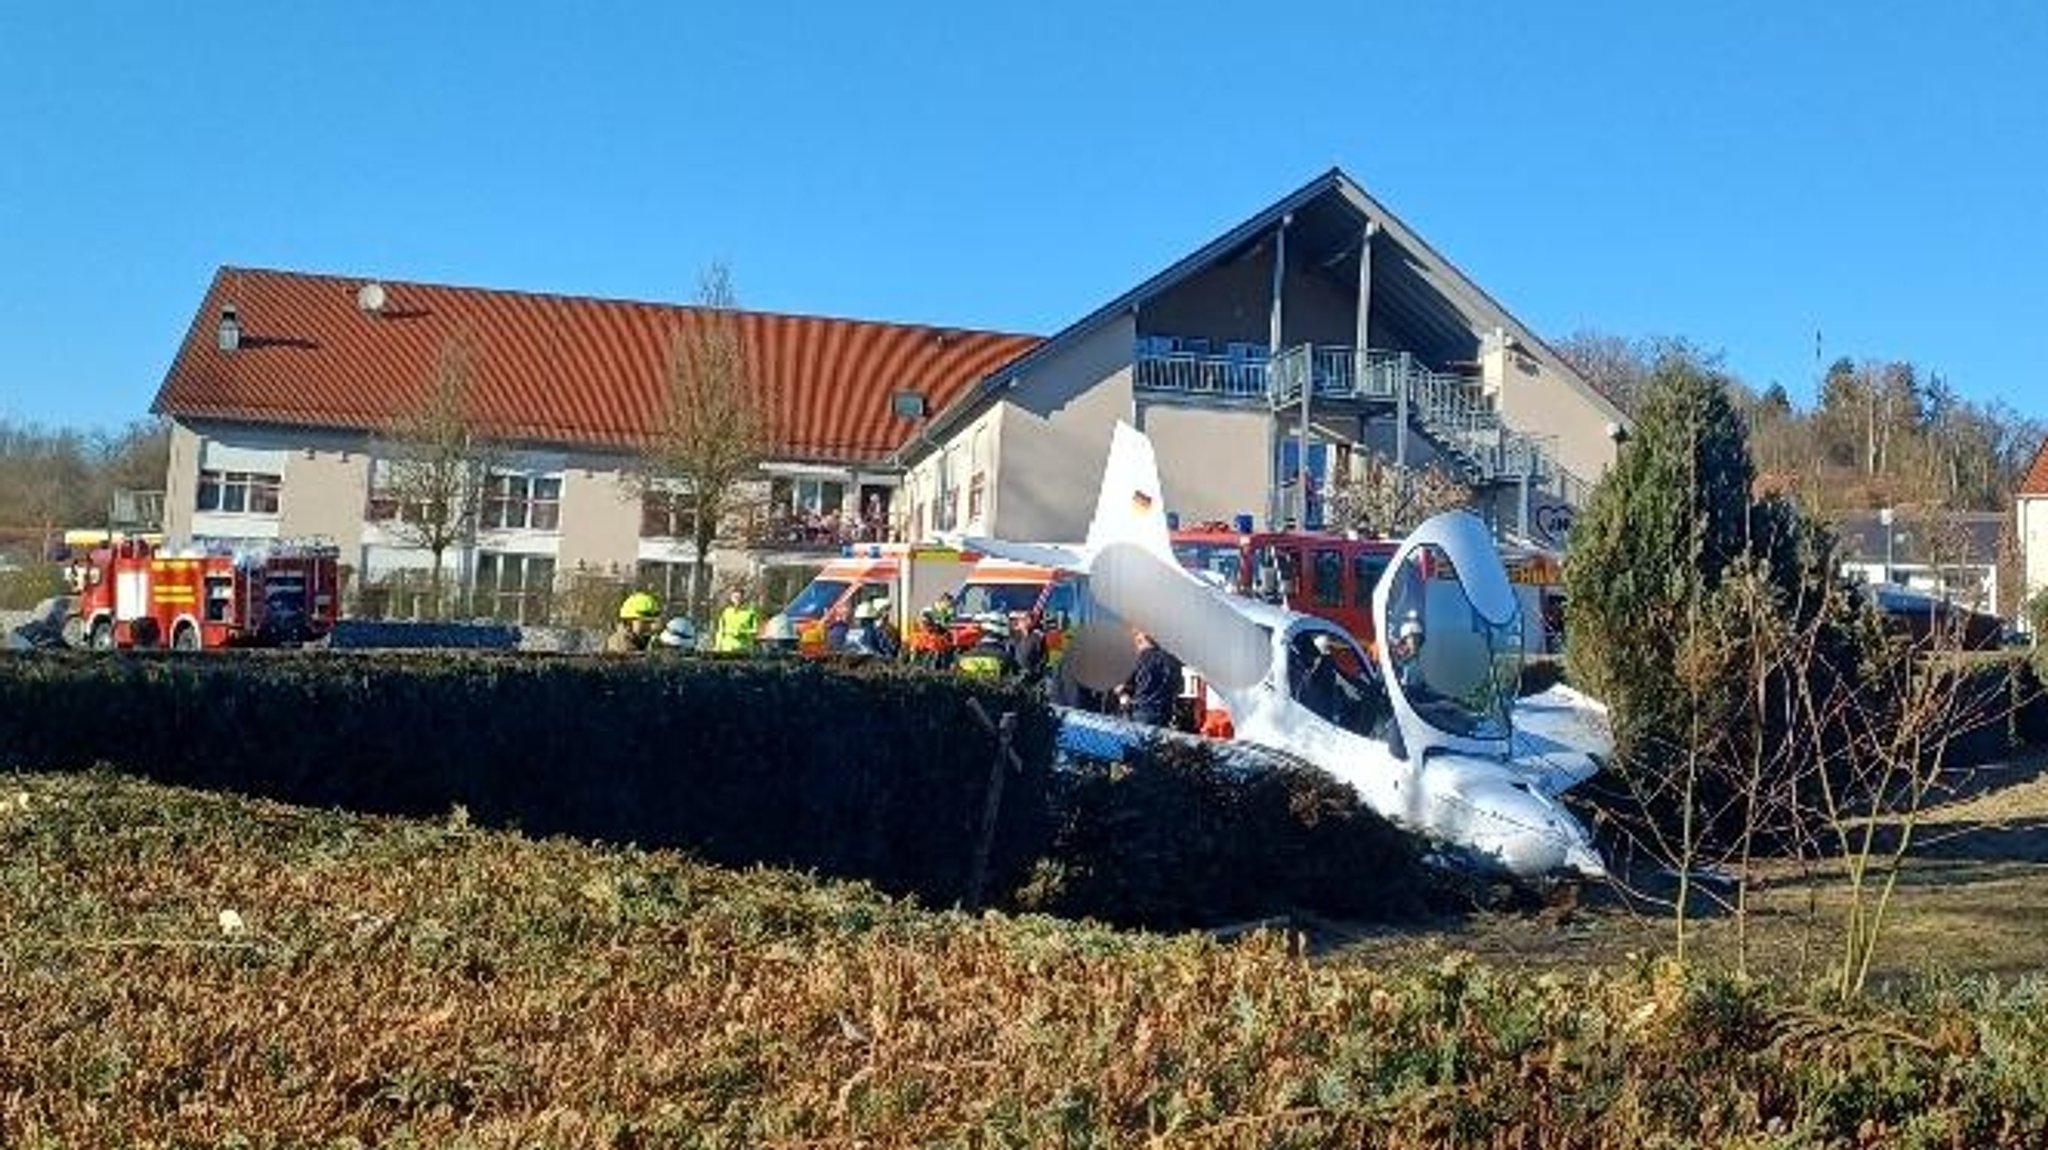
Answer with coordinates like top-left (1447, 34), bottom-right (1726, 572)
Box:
top-left (606, 591), bottom-right (663, 654)
top-left (955, 626), bottom-right (1013, 679)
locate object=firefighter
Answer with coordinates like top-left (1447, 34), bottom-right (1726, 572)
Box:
top-left (955, 625), bottom-right (1013, 679)
top-left (606, 591), bottom-right (663, 654)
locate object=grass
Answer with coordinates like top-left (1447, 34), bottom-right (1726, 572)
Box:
top-left (1331, 747), bottom-right (2048, 987)
top-left (5, 766), bottom-right (2048, 1147)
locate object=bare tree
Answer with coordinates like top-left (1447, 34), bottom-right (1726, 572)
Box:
top-left (634, 263), bottom-right (778, 625)
top-left (368, 336), bottom-right (496, 618)
top-left (1321, 453), bottom-right (1471, 539)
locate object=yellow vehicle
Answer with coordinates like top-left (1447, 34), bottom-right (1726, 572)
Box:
top-left (760, 543), bottom-right (978, 657)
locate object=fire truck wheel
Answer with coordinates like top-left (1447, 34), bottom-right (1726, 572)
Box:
top-left (172, 623), bottom-right (201, 651)
top-left (87, 618), bottom-right (114, 650)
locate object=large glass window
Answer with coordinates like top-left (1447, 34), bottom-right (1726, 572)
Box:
top-left (474, 552), bottom-right (556, 623)
top-left (197, 469), bottom-right (281, 515)
top-left (641, 489), bottom-right (698, 539)
top-left (483, 473), bottom-right (562, 531)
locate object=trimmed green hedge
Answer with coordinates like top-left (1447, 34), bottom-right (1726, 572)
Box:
top-left (0, 651), bottom-right (1432, 926)
top-left (0, 651), bottom-right (1058, 908)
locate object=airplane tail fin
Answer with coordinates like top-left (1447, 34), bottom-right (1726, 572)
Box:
top-left (1082, 421), bottom-right (1177, 569)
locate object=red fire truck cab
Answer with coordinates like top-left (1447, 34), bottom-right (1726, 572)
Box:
top-left (62, 531), bottom-right (341, 650)
top-left (1170, 521), bottom-right (1400, 652)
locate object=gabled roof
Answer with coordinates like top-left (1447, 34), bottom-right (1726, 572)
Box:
top-left (905, 166), bottom-right (1627, 460)
top-left (153, 268), bottom-right (1041, 464)
top-left (2020, 436), bottom-right (2048, 498)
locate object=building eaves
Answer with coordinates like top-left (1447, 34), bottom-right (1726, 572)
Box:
top-left (899, 166), bottom-right (1629, 466)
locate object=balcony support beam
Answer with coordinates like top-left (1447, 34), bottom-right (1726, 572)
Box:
top-left (1268, 215), bottom-right (1291, 529)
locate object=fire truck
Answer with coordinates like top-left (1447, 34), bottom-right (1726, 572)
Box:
top-left (61, 531), bottom-right (341, 650)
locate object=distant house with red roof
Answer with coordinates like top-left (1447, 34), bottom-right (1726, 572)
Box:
top-left (151, 268), bottom-right (1037, 619)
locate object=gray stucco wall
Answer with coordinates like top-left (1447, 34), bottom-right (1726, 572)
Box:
top-left (1137, 246), bottom-right (1363, 351)
top-left (1138, 403), bottom-right (1272, 527)
top-left (989, 313), bottom-right (1138, 542)
top-left (164, 421), bottom-right (201, 542)
top-left (557, 455), bottom-right (641, 576)
top-left (279, 445), bottom-right (369, 551)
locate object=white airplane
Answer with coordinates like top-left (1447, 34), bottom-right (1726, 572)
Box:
top-left (969, 421), bottom-right (1609, 887)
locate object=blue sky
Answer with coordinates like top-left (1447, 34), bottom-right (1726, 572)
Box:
top-left (3, 1), bottom-right (2044, 433)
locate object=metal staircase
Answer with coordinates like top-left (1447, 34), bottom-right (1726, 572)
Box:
top-left (1268, 344), bottom-right (1586, 502)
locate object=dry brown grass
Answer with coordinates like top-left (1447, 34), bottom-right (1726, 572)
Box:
top-left (5, 768), bottom-right (2047, 1148)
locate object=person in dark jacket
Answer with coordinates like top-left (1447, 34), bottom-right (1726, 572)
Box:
top-left (1116, 629), bottom-right (1183, 728)
top-left (1010, 609), bottom-right (1050, 689)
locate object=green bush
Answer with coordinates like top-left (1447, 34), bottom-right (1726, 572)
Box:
top-left (1565, 358), bottom-right (1884, 849)
top-left (0, 651), bottom-right (1058, 907)
top-left (0, 651), bottom-right (1432, 926)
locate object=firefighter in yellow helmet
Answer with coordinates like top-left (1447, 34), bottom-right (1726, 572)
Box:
top-left (606, 590), bottom-right (663, 654)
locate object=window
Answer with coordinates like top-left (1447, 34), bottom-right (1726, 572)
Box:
top-left (790, 477), bottom-right (844, 515)
top-left (1312, 548), bottom-right (1344, 608)
top-left (483, 473), bottom-right (562, 531)
top-left (365, 458), bottom-right (449, 523)
top-left (1252, 544), bottom-right (1300, 603)
top-left (968, 426), bottom-right (989, 521)
top-left (196, 469), bottom-right (281, 515)
top-left (474, 552), bottom-right (556, 624)
top-left (635, 560), bottom-right (695, 610)
top-left (641, 489), bottom-right (698, 539)
top-left (1352, 552), bottom-right (1391, 608)
top-left (967, 472), bottom-right (987, 521)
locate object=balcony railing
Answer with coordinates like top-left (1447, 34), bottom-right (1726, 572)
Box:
top-left (1145, 338), bottom-right (1580, 498)
top-left (1132, 350), bottom-right (1269, 398)
top-left (743, 508), bottom-right (899, 550)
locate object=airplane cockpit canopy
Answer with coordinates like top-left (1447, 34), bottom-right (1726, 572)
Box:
top-left (1382, 539), bottom-right (1523, 742)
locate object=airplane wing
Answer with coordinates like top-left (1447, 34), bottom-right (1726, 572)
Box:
top-left (952, 537), bottom-right (1088, 572)
top-left (1090, 541), bottom-right (1271, 692)
top-left (1076, 422), bottom-right (1273, 692)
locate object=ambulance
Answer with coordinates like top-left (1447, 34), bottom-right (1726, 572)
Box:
top-left (759, 542), bottom-right (979, 657)
top-left (949, 558), bottom-right (1083, 659)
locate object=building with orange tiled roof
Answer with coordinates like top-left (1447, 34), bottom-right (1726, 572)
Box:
top-left (152, 268), bottom-right (1037, 620)
top-left (2016, 435), bottom-right (2048, 616)
top-left (151, 168), bottom-right (1631, 626)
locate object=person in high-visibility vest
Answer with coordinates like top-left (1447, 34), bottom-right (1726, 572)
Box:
top-left (606, 591), bottom-right (663, 654)
top-left (955, 626), bottom-right (1014, 679)
top-left (713, 586), bottom-right (761, 654)
top-left (907, 590), bottom-right (958, 669)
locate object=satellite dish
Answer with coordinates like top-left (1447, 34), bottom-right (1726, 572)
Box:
top-left (356, 282), bottom-right (387, 314)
